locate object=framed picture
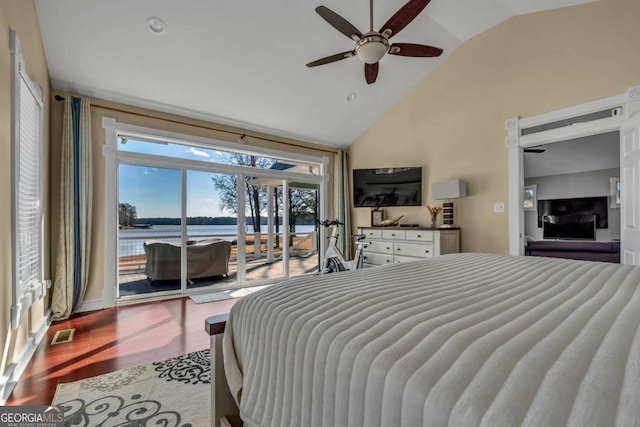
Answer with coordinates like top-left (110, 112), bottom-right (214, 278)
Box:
top-left (523, 185), bottom-right (537, 211)
top-left (610, 177), bottom-right (620, 208)
top-left (371, 209), bottom-right (384, 226)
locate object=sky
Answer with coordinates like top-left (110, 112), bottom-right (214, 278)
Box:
top-left (119, 165), bottom-right (226, 218)
top-left (118, 139), bottom-right (238, 218)
top-left (117, 138), bottom-right (319, 219)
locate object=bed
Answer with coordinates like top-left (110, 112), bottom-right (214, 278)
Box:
top-left (208, 253), bottom-right (640, 427)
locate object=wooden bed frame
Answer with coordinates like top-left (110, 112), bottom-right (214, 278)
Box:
top-left (205, 314), bottom-right (242, 427)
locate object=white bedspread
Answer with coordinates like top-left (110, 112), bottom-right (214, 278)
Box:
top-left (222, 253), bottom-right (640, 427)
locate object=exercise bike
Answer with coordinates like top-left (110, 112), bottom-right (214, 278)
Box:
top-left (317, 219), bottom-right (369, 273)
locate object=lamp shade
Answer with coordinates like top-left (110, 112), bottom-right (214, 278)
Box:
top-left (432, 179), bottom-right (467, 200)
top-left (356, 41), bottom-right (388, 64)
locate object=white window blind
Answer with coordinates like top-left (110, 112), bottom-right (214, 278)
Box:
top-left (10, 30), bottom-right (45, 328)
top-left (18, 75), bottom-right (42, 292)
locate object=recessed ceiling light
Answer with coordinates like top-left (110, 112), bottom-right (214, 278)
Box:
top-left (346, 92), bottom-right (357, 101)
top-left (147, 17), bottom-right (166, 35)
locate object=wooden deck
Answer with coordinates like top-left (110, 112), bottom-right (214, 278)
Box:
top-left (118, 255), bottom-right (319, 297)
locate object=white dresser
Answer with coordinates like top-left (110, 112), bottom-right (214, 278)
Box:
top-left (357, 227), bottom-right (460, 266)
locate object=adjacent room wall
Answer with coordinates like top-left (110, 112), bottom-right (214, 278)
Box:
top-left (348, 0), bottom-right (640, 254)
top-left (49, 95), bottom-right (337, 305)
top-left (524, 168), bottom-right (620, 241)
top-left (0, 0), bottom-right (51, 391)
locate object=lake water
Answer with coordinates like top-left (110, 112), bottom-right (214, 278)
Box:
top-left (119, 224), bottom-right (316, 256)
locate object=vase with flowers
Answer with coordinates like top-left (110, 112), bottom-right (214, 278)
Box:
top-left (426, 205), bottom-right (442, 228)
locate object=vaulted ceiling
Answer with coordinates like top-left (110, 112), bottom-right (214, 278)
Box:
top-left (35, 0), bottom-right (597, 148)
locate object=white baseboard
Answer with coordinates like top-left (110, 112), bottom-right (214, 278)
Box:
top-left (0, 310), bottom-right (52, 404)
top-left (76, 299), bottom-right (105, 313)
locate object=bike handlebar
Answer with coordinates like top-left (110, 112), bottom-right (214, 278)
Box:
top-left (317, 219), bottom-right (344, 227)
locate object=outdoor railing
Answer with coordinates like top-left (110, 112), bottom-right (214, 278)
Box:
top-left (118, 232), bottom-right (317, 276)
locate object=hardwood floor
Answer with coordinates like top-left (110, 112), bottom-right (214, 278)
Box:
top-left (6, 297), bottom-right (237, 406)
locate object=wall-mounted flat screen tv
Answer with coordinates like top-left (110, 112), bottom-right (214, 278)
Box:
top-left (353, 167), bottom-right (422, 207)
top-left (543, 214), bottom-right (596, 240)
top-left (537, 196), bottom-right (608, 228)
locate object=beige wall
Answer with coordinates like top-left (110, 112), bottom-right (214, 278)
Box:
top-left (49, 95), bottom-right (337, 303)
top-left (0, 1), bottom-right (51, 378)
top-left (348, 0), bottom-right (640, 254)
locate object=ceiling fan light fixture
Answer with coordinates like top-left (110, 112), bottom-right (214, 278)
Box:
top-left (355, 34), bottom-right (389, 64)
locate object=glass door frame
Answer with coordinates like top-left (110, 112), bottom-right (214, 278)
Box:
top-left (104, 119), bottom-right (328, 306)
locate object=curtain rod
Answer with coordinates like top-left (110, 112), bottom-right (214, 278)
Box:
top-left (53, 95), bottom-right (338, 155)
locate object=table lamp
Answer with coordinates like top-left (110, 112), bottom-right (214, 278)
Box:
top-left (432, 179), bottom-right (467, 227)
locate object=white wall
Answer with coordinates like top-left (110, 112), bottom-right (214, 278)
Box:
top-left (525, 168), bottom-right (620, 241)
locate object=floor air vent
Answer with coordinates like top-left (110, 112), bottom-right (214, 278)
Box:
top-left (51, 328), bottom-right (75, 345)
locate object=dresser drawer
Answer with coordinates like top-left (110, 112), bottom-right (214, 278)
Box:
top-left (365, 240), bottom-right (393, 254)
top-left (394, 255), bottom-right (431, 264)
top-left (364, 252), bottom-right (393, 266)
top-left (361, 228), bottom-right (382, 239)
top-left (382, 229), bottom-right (406, 240)
top-left (394, 242), bottom-right (434, 258)
top-left (406, 229), bottom-right (434, 242)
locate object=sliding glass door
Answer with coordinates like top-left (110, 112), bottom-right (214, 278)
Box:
top-left (117, 164), bottom-right (183, 298)
top-left (242, 180), bottom-right (286, 284)
top-left (186, 170), bottom-right (239, 291)
top-left (110, 129), bottom-right (327, 302)
top-left (240, 179), bottom-right (321, 285)
top-left (118, 165), bottom-right (242, 298)
top-left (287, 183), bottom-right (320, 276)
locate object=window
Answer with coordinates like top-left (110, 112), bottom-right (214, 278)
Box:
top-left (10, 30), bottom-right (45, 327)
top-left (117, 137), bottom-right (321, 176)
top-left (523, 185), bottom-right (537, 211)
top-left (103, 119), bottom-right (329, 302)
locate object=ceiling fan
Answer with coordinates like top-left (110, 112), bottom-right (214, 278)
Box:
top-left (306, 0), bottom-right (443, 84)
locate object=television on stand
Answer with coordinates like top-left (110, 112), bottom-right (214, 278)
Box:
top-left (352, 167), bottom-right (422, 207)
top-left (542, 214), bottom-right (597, 240)
top-left (537, 196), bottom-right (608, 228)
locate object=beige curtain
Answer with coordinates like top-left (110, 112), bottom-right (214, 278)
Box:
top-left (52, 97), bottom-right (92, 320)
top-left (334, 150), bottom-right (352, 256)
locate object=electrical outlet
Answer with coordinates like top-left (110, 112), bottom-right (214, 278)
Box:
top-left (494, 202), bottom-right (505, 213)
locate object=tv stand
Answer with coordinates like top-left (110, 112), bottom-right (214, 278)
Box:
top-left (526, 240), bottom-right (620, 263)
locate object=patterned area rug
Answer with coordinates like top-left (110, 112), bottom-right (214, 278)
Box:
top-left (52, 349), bottom-right (210, 426)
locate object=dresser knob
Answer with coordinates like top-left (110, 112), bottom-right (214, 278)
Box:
top-left (425, 250), bottom-right (430, 253)
top-left (391, 233), bottom-right (395, 236)
top-left (397, 248), bottom-right (401, 251)
top-left (386, 260), bottom-right (390, 263)
top-left (386, 247), bottom-right (390, 250)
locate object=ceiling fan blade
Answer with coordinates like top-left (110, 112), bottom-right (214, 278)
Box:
top-left (306, 51), bottom-right (355, 68)
top-left (380, 0), bottom-right (431, 38)
top-left (365, 62), bottom-right (379, 84)
top-left (389, 43), bottom-right (443, 57)
top-left (315, 6), bottom-right (363, 41)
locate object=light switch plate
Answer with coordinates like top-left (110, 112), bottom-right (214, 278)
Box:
top-left (494, 202), bottom-right (505, 213)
